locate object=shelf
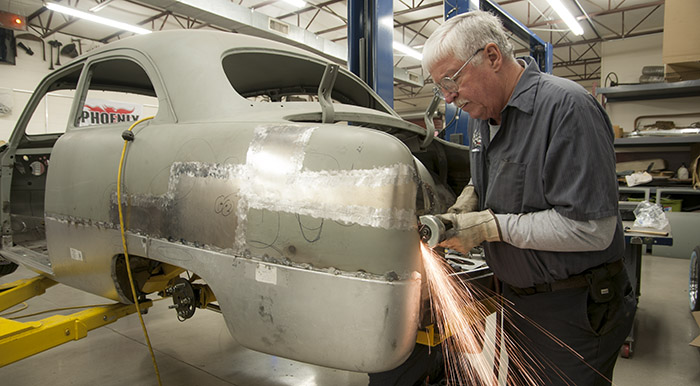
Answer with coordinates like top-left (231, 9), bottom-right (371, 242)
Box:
top-left (597, 79), bottom-right (700, 102)
top-left (654, 187), bottom-right (700, 195)
top-left (619, 186), bottom-right (699, 196)
top-left (619, 186), bottom-right (651, 201)
top-left (615, 134), bottom-right (700, 146)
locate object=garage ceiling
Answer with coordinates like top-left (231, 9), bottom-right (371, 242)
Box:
top-left (0, 0), bottom-right (665, 112)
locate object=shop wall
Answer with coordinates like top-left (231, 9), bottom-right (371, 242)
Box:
top-left (0, 34), bottom-right (101, 142)
top-left (600, 33), bottom-right (700, 133)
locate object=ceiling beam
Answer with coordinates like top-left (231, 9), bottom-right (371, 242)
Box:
top-left (99, 10), bottom-right (170, 42)
top-left (395, 1), bottom-right (443, 16)
top-left (624, 4), bottom-right (662, 37)
top-left (41, 13), bottom-right (79, 39)
top-left (395, 15), bottom-right (442, 28)
top-left (250, 0), bottom-right (277, 9)
top-left (513, 27), bottom-right (662, 53)
top-left (527, 0), bottom-right (665, 29)
top-left (276, 0), bottom-right (346, 23)
top-left (552, 57), bottom-right (601, 68)
top-left (315, 24), bottom-right (345, 35)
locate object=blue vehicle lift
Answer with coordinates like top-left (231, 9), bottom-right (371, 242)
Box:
top-left (348, 0), bottom-right (394, 108)
top-left (346, 0), bottom-right (552, 131)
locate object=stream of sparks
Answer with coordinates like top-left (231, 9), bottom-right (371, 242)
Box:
top-left (420, 243), bottom-right (544, 386)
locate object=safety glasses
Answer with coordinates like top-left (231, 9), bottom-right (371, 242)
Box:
top-left (432, 47), bottom-right (485, 100)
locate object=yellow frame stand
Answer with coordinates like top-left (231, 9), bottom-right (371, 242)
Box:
top-left (0, 276), bottom-right (151, 367)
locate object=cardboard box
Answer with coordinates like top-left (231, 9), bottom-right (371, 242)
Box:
top-left (665, 62), bottom-right (700, 82)
top-left (691, 311), bottom-right (700, 347)
top-left (663, 0), bottom-right (700, 66)
top-left (613, 125), bottom-right (624, 139)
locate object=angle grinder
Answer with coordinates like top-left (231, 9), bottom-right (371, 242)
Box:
top-left (418, 215), bottom-right (453, 248)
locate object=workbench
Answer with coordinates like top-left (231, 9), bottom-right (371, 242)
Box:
top-left (621, 221), bottom-right (673, 358)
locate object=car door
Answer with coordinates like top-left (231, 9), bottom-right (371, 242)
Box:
top-left (44, 49), bottom-right (172, 300)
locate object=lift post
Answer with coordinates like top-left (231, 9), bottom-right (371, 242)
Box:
top-left (347, 0), bottom-right (394, 107)
top-left (0, 275), bottom-right (152, 367)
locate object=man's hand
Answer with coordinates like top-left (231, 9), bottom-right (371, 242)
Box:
top-left (448, 185), bottom-right (479, 213)
top-left (436, 210), bottom-right (502, 254)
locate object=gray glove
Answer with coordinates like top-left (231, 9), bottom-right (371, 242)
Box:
top-left (448, 185), bottom-right (479, 214)
top-left (436, 210), bottom-right (502, 254)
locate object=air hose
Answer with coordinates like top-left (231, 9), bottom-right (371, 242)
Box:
top-left (117, 116), bottom-right (163, 386)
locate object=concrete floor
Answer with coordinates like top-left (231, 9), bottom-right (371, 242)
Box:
top-left (1, 254), bottom-right (699, 386)
top-left (613, 254), bottom-right (700, 386)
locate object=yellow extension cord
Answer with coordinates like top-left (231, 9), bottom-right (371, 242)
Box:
top-left (117, 116), bottom-right (163, 386)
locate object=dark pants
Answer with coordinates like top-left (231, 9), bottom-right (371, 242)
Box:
top-left (367, 343), bottom-right (444, 386)
top-left (503, 268), bottom-right (636, 385)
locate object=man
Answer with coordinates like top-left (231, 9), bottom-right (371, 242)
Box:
top-left (421, 11), bottom-right (635, 386)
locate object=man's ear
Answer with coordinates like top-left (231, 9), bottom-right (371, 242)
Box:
top-left (485, 43), bottom-right (502, 71)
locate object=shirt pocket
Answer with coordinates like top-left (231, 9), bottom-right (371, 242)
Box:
top-left (485, 159), bottom-right (526, 214)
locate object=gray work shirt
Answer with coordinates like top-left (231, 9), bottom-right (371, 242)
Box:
top-left (468, 57), bottom-right (624, 288)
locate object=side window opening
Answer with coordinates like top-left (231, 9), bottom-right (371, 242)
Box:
top-left (24, 90), bottom-right (76, 136)
top-left (79, 58), bottom-right (158, 127)
top-left (23, 66), bottom-right (82, 137)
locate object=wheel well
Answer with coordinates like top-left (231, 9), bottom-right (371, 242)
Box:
top-left (112, 254), bottom-right (185, 303)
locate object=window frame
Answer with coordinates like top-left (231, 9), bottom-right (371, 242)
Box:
top-left (69, 49), bottom-right (175, 132)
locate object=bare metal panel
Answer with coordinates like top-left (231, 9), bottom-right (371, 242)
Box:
top-left (43, 119), bottom-right (423, 370)
top-left (44, 216), bottom-right (125, 301)
top-left (147, 238), bottom-right (421, 372)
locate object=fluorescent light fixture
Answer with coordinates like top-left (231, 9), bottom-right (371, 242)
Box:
top-left (545, 0), bottom-right (584, 36)
top-left (393, 42), bottom-right (423, 61)
top-left (281, 0), bottom-right (306, 8)
top-left (46, 3), bottom-right (152, 35)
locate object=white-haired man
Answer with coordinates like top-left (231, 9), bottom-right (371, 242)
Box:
top-left (422, 10), bottom-right (635, 385)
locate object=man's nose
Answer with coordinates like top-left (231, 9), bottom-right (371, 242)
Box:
top-left (444, 91), bottom-right (457, 104)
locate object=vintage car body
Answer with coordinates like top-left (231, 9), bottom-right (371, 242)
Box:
top-left (0, 30), bottom-right (470, 372)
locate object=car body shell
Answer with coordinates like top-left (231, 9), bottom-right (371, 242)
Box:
top-left (1, 30), bottom-right (471, 373)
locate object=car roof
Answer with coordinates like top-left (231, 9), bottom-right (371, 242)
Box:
top-left (76, 30), bottom-right (396, 122)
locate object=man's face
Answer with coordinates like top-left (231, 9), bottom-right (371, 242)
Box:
top-left (430, 51), bottom-right (500, 121)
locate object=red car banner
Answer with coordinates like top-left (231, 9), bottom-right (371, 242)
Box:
top-left (80, 98), bottom-right (143, 126)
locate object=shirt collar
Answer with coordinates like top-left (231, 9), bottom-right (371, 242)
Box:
top-left (505, 56), bottom-right (541, 115)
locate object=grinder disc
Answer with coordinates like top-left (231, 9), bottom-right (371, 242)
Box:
top-left (418, 215), bottom-right (445, 248)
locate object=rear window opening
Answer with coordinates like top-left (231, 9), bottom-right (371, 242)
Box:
top-left (222, 50), bottom-right (390, 114)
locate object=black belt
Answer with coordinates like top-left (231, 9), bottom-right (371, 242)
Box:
top-left (509, 259), bottom-right (624, 296)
